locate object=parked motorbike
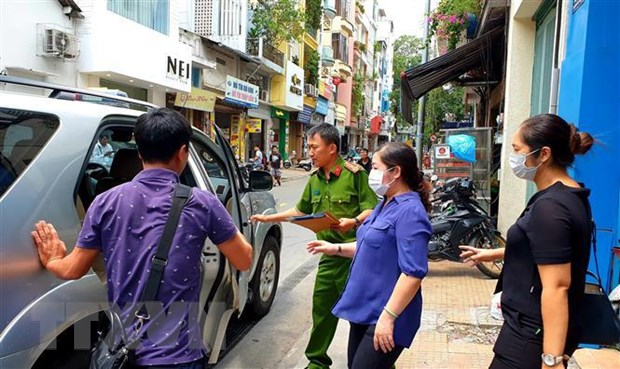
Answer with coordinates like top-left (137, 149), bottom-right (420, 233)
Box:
top-left (239, 160), bottom-right (267, 183)
top-left (283, 158), bottom-right (312, 171)
top-left (428, 177), bottom-right (505, 278)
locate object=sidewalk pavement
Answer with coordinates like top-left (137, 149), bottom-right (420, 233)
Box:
top-left (280, 168), bottom-right (312, 183)
top-left (283, 261), bottom-right (619, 369)
top-left (397, 261), bottom-right (620, 369)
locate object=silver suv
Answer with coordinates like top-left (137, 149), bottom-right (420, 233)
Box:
top-left (0, 76), bottom-right (282, 368)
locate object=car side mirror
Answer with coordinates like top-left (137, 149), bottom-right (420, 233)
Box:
top-left (249, 170), bottom-right (273, 191)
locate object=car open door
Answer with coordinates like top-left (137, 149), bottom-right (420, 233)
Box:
top-left (211, 126), bottom-right (251, 314)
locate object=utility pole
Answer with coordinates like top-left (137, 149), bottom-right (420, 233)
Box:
top-left (415, 0), bottom-right (431, 167)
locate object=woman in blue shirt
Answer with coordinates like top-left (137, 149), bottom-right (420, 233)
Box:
top-left (307, 142), bottom-right (432, 369)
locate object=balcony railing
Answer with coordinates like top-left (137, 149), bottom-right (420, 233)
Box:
top-left (321, 45), bottom-right (335, 66)
top-left (247, 37), bottom-right (285, 69)
top-left (324, 0), bottom-right (336, 18)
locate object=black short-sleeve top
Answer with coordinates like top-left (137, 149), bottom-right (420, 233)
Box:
top-left (500, 181), bottom-right (592, 332)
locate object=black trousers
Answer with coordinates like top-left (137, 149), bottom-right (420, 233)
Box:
top-left (490, 322), bottom-right (577, 369)
top-left (347, 323), bottom-right (404, 369)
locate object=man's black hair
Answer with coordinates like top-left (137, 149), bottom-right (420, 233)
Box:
top-left (135, 108), bottom-right (192, 163)
top-left (307, 123), bottom-right (340, 148)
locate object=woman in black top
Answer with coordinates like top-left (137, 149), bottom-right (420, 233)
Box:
top-left (460, 114), bottom-right (594, 369)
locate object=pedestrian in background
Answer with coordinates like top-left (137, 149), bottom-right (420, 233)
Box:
top-left (307, 142), bottom-right (432, 369)
top-left (251, 144), bottom-right (264, 170)
top-left (460, 114), bottom-right (594, 369)
top-left (251, 123), bottom-right (378, 369)
top-left (357, 148), bottom-right (372, 172)
top-left (32, 108), bottom-right (252, 369)
top-left (270, 145), bottom-right (283, 186)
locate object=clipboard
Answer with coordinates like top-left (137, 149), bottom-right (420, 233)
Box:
top-left (288, 211), bottom-right (340, 233)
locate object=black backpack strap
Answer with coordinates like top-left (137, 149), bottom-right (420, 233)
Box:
top-left (136, 183), bottom-right (192, 319)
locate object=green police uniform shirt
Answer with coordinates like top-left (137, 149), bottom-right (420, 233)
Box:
top-left (296, 157), bottom-right (378, 243)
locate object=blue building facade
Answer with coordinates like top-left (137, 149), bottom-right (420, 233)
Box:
top-left (558, 0), bottom-right (620, 292)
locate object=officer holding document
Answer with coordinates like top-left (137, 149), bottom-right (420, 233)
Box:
top-left (251, 123), bottom-right (377, 369)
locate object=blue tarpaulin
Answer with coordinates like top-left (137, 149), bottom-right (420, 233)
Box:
top-left (447, 134), bottom-right (477, 163)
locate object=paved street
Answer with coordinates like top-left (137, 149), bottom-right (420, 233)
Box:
top-left (215, 173), bottom-right (619, 369)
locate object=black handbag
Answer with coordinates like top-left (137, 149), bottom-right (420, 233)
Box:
top-left (580, 271), bottom-right (620, 345)
top-left (90, 184), bottom-right (192, 369)
top-left (578, 211), bottom-right (620, 346)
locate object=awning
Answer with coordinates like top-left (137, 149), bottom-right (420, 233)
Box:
top-left (400, 27), bottom-right (504, 123)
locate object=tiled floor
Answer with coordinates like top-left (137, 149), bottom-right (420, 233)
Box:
top-left (395, 261), bottom-right (620, 369)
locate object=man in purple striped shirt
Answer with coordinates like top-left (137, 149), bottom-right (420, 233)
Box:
top-left (32, 108), bottom-right (252, 368)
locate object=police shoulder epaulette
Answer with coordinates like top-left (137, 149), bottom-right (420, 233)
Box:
top-left (343, 161), bottom-right (361, 173)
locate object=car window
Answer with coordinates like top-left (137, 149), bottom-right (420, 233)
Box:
top-left (191, 137), bottom-right (231, 204)
top-left (78, 126), bottom-right (139, 212)
top-left (0, 108), bottom-right (59, 197)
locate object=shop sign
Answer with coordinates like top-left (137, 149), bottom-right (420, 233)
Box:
top-left (166, 55), bottom-right (191, 86)
top-left (434, 144), bottom-right (451, 159)
top-left (319, 80), bottom-right (333, 100)
top-left (270, 106), bottom-right (290, 120)
top-left (296, 105), bottom-right (313, 124)
top-left (225, 76), bottom-right (259, 109)
top-left (285, 61), bottom-right (304, 111)
top-left (174, 87), bottom-right (216, 112)
top-left (246, 118), bottom-right (262, 133)
top-left (315, 96), bottom-right (329, 116)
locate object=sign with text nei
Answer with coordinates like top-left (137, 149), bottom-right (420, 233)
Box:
top-left (225, 76), bottom-right (259, 109)
top-left (166, 56), bottom-right (191, 86)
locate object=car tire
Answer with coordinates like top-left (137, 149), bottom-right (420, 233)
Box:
top-left (248, 236), bottom-right (280, 318)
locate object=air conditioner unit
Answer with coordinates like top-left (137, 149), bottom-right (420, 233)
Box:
top-left (260, 90), bottom-right (270, 102)
top-left (304, 84), bottom-right (318, 97)
top-left (44, 28), bottom-right (80, 59)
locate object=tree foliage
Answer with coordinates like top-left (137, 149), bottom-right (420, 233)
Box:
top-left (352, 73), bottom-right (365, 118)
top-left (304, 49), bottom-right (320, 86)
top-left (249, 0), bottom-right (305, 46)
top-left (423, 86), bottom-right (465, 146)
top-left (305, 0), bottom-right (322, 31)
top-left (390, 35), bottom-right (423, 127)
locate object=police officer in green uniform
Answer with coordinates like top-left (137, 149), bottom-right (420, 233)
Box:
top-left (251, 123), bottom-right (378, 368)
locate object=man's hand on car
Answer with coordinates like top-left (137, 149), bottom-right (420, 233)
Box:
top-left (32, 221), bottom-right (67, 268)
top-left (250, 214), bottom-right (270, 223)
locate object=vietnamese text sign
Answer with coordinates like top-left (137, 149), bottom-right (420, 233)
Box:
top-left (225, 76), bottom-right (259, 109)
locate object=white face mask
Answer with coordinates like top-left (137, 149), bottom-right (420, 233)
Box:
top-left (509, 149), bottom-right (541, 181)
top-left (368, 167), bottom-right (395, 196)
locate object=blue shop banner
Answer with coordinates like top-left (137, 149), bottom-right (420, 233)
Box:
top-left (297, 104), bottom-right (314, 124)
top-left (315, 96), bottom-right (329, 116)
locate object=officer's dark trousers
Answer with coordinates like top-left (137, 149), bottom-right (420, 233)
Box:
top-left (347, 323), bottom-right (404, 369)
top-left (304, 255), bottom-right (351, 369)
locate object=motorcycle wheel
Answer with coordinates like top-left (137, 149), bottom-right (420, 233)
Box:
top-left (283, 161), bottom-right (291, 169)
top-left (469, 230), bottom-right (506, 279)
top-left (302, 164), bottom-right (311, 171)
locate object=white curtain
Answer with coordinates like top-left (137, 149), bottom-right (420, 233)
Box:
top-left (107, 0), bottom-right (170, 35)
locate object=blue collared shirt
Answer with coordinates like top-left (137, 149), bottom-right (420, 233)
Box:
top-left (78, 168), bottom-right (238, 365)
top-left (332, 191), bottom-right (431, 348)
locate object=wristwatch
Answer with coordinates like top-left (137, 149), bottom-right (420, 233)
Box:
top-left (353, 217), bottom-right (362, 228)
top-left (541, 353), bottom-right (569, 367)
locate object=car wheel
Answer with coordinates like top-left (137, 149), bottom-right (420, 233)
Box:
top-left (248, 236), bottom-right (280, 318)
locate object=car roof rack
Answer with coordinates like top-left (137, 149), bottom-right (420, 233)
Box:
top-left (0, 75), bottom-right (158, 111)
